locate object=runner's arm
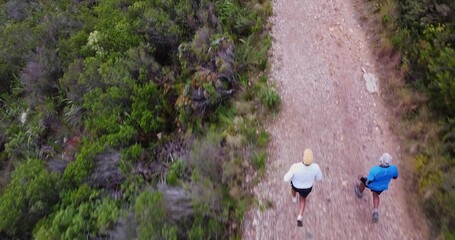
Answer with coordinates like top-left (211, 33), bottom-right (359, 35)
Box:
top-left (283, 165), bottom-right (295, 182)
top-left (393, 166), bottom-right (399, 179)
top-left (315, 165), bottom-right (323, 181)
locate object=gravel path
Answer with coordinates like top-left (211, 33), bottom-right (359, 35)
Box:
top-left (242, 0), bottom-right (429, 239)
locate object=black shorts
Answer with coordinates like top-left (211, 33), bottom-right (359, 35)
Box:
top-left (291, 182), bottom-right (313, 198)
top-left (359, 177), bottom-right (383, 195)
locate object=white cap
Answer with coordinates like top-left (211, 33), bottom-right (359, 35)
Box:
top-left (379, 153), bottom-right (392, 166)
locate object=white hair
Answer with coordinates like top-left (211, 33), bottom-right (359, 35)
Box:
top-left (379, 153), bottom-right (392, 166)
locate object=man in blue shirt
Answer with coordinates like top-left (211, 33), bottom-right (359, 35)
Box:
top-left (354, 153), bottom-right (399, 222)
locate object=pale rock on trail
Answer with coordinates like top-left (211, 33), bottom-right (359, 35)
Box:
top-left (242, 0), bottom-right (429, 239)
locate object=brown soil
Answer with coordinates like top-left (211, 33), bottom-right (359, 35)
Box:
top-left (242, 0), bottom-right (430, 239)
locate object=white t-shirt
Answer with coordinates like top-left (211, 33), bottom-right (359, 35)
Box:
top-left (283, 162), bottom-right (323, 189)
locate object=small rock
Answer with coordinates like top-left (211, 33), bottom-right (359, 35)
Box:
top-left (342, 181), bottom-right (347, 186)
top-left (253, 218), bottom-right (258, 226)
top-left (20, 112), bottom-right (28, 123)
top-left (363, 72), bottom-right (379, 93)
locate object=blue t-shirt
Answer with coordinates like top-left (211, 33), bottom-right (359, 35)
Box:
top-left (366, 165), bottom-right (399, 191)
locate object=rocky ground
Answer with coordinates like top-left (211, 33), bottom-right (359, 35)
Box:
top-left (242, 0), bottom-right (430, 239)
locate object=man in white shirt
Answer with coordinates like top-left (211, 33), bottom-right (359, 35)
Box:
top-left (283, 149), bottom-right (323, 227)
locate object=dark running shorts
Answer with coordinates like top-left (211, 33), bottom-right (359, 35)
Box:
top-left (359, 177), bottom-right (383, 195)
top-left (291, 182), bottom-right (313, 198)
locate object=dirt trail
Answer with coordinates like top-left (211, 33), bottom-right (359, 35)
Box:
top-left (242, 0), bottom-right (429, 239)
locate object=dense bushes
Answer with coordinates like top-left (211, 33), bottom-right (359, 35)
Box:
top-left (397, 1), bottom-right (455, 117)
top-left (0, 0), bottom-right (275, 238)
top-left (396, 1), bottom-right (455, 237)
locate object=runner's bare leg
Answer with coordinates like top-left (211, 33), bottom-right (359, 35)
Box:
top-left (359, 182), bottom-right (366, 193)
top-left (299, 197), bottom-right (306, 216)
top-left (372, 192), bottom-right (380, 209)
top-left (290, 188), bottom-right (297, 197)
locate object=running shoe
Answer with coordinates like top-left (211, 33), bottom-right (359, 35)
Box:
top-left (354, 184), bottom-right (363, 199)
top-left (372, 210), bottom-right (379, 223)
top-left (297, 215), bottom-right (303, 227)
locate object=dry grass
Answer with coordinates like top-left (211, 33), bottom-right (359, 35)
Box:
top-left (377, 33), bottom-right (395, 58)
top-left (234, 100), bottom-right (254, 115)
top-left (226, 133), bottom-right (244, 148)
top-left (379, 0), bottom-right (398, 25)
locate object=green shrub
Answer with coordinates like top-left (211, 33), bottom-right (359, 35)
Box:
top-left (120, 174), bottom-right (146, 203)
top-left (34, 197), bottom-right (120, 240)
top-left (427, 47), bottom-right (455, 116)
top-left (235, 34), bottom-right (271, 71)
top-left (128, 0), bottom-right (192, 44)
top-left (259, 87), bottom-right (281, 110)
top-left (63, 140), bottom-right (104, 187)
top-left (189, 214), bottom-right (223, 240)
top-left (0, 158), bottom-right (59, 237)
top-left (93, 198), bottom-right (120, 233)
top-left (216, 0), bottom-right (268, 37)
top-left (188, 131), bottom-right (225, 182)
top-left (134, 191), bottom-right (177, 240)
top-left (252, 151), bottom-right (267, 171)
top-left (166, 160), bottom-right (186, 185)
top-left (92, 1), bottom-right (141, 56)
top-left (0, 102), bottom-right (48, 161)
top-left (60, 184), bottom-right (99, 208)
top-left (33, 183), bottom-right (119, 239)
top-left (131, 82), bottom-right (169, 136)
top-left (122, 144), bottom-right (144, 163)
top-left (0, 19), bottom-right (44, 94)
top-left (257, 129), bottom-right (270, 147)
